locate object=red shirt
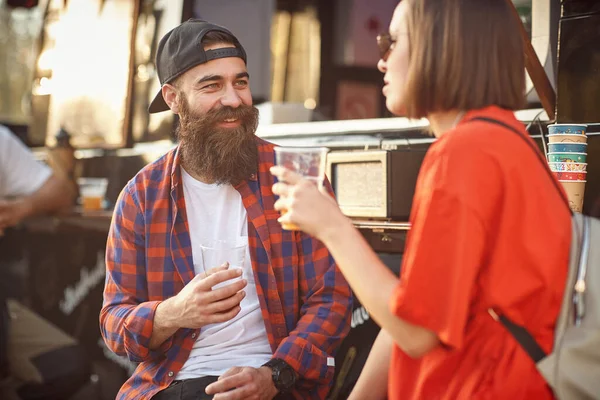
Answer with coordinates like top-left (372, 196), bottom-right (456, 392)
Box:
top-left (389, 106), bottom-right (570, 399)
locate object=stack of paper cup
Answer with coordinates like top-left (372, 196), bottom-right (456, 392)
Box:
top-left (547, 124), bottom-right (588, 213)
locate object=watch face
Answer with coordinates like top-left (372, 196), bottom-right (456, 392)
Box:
top-left (279, 368), bottom-right (295, 388)
top-left (265, 359), bottom-right (296, 392)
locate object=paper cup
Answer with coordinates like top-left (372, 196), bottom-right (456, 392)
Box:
top-left (547, 152), bottom-right (587, 163)
top-left (548, 162), bottom-right (587, 172)
top-left (559, 180), bottom-right (586, 213)
top-left (553, 171), bottom-right (587, 181)
top-left (548, 143), bottom-right (587, 153)
top-left (548, 124), bottom-right (587, 136)
top-left (548, 134), bottom-right (587, 144)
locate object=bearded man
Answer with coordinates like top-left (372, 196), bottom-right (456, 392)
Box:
top-left (100, 20), bottom-right (352, 400)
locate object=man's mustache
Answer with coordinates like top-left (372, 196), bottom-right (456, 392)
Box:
top-left (200, 105), bottom-right (257, 124)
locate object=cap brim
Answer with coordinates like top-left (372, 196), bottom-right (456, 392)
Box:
top-left (148, 89), bottom-right (170, 114)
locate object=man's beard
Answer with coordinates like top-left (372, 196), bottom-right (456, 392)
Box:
top-left (176, 96), bottom-right (259, 186)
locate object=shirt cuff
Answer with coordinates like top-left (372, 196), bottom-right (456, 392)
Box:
top-left (123, 300), bottom-right (175, 362)
top-left (273, 336), bottom-right (334, 384)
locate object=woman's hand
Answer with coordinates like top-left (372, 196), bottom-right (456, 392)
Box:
top-left (270, 166), bottom-right (349, 242)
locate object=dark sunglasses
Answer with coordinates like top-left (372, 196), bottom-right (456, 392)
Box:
top-left (376, 32), bottom-right (396, 61)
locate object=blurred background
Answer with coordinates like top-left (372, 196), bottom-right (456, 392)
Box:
top-left (0, 0), bottom-right (549, 149)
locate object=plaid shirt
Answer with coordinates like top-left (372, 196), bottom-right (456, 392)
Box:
top-left (100, 138), bottom-right (352, 400)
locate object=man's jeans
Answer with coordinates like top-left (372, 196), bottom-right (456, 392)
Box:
top-left (152, 376), bottom-right (295, 400)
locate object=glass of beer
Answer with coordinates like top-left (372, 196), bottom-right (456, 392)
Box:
top-left (77, 177), bottom-right (108, 211)
top-left (273, 146), bottom-right (329, 230)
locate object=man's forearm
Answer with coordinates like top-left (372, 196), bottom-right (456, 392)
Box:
top-left (149, 297), bottom-right (181, 349)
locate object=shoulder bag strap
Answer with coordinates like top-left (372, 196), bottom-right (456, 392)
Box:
top-left (467, 116), bottom-right (574, 363)
top-left (469, 116), bottom-right (572, 213)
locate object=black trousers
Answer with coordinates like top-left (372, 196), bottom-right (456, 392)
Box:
top-left (152, 377), bottom-right (219, 400)
top-left (152, 377), bottom-right (295, 400)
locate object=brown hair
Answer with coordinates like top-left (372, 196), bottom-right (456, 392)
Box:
top-left (201, 30), bottom-right (237, 47)
top-left (402, 0), bottom-right (525, 119)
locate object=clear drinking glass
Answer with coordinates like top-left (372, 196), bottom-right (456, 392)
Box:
top-left (200, 239), bottom-right (247, 289)
top-left (273, 146), bottom-right (329, 230)
top-left (77, 177), bottom-right (108, 211)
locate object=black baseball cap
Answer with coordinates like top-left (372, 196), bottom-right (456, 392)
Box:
top-left (149, 19), bottom-right (247, 114)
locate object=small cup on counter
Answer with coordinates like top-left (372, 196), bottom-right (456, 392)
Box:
top-left (77, 177), bottom-right (108, 211)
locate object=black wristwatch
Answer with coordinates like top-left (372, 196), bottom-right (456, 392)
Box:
top-left (262, 358), bottom-right (296, 393)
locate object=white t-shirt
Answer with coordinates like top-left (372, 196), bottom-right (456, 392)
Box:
top-left (0, 125), bottom-right (51, 198)
top-left (176, 167), bottom-right (272, 379)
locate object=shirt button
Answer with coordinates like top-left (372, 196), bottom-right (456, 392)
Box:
top-left (191, 332), bottom-right (196, 339)
top-left (168, 371), bottom-right (174, 377)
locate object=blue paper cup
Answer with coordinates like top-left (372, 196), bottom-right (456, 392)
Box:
top-left (547, 124), bottom-right (587, 136)
top-left (548, 143), bottom-right (587, 153)
top-left (547, 152), bottom-right (587, 163)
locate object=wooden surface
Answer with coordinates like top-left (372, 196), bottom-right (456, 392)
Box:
top-left (21, 209), bottom-right (113, 233)
top-left (505, 0), bottom-right (557, 120)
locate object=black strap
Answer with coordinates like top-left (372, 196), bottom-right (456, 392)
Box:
top-left (469, 116), bottom-right (558, 363)
top-left (497, 314), bottom-right (547, 362)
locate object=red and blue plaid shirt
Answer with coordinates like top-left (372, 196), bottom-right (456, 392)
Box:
top-left (100, 138), bottom-right (352, 399)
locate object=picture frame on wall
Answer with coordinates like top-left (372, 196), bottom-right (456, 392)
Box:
top-left (333, 66), bottom-right (387, 120)
top-left (336, 80), bottom-right (381, 120)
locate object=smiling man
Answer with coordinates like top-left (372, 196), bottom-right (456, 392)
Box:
top-left (100, 20), bottom-right (352, 400)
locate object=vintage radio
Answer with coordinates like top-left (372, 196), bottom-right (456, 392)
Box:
top-left (326, 149), bottom-right (426, 220)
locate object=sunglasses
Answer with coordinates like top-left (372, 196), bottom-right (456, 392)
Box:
top-left (376, 32), bottom-right (397, 61)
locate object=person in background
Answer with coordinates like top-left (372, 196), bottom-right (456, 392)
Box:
top-left (271, 0), bottom-right (570, 399)
top-left (0, 125), bottom-right (87, 400)
top-left (100, 19), bottom-right (352, 400)
top-left (0, 125), bottom-right (74, 233)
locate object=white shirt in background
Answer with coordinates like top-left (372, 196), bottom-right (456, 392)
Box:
top-left (0, 125), bottom-right (51, 198)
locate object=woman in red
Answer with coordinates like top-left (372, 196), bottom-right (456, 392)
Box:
top-left (271, 0), bottom-right (570, 398)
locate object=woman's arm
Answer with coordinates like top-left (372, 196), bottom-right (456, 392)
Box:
top-left (270, 171), bottom-right (439, 358)
top-left (348, 329), bottom-right (393, 400)
top-left (319, 216), bottom-right (439, 358)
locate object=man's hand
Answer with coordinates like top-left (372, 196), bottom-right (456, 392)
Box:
top-left (0, 198), bottom-right (32, 232)
top-left (205, 366), bottom-right (278, 400)
top-left (149, 264), bottom-right (248, 349)
top-left (168, 264), bottom-right (248, 329)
